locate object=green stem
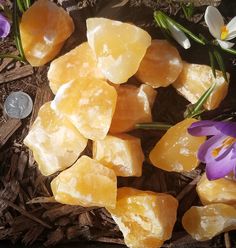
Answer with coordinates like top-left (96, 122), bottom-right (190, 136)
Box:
top-left (213, 49), bottom-right (228, 82)
top-left (135, 122), bottom-right (172, 130)
top-left (16, 0), bottom-right (25, 12)
top-left (221, 47), bottom-right (236, 55)
top-left (25, 0), bottom-right (31, 8)
top-left (0, 54), bottom-right (24, 61)
top-left (208, 50), bottom-right (216, 78)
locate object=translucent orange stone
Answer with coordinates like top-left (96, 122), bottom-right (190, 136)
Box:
top-left (20, 0), bottom-right (74, 66)
top-left (182, 204), bottom-right (236, 241)
top-left (110, 84), bottom-right (156, 133)
top-left (136, 40), bottom-right (183, 88)
top-left (93, 134), bottom-right (144, 177)
top-left (107, 187), bottom-right (178, 248)
top-left (51, 156), bottom-right (117, 208)
top-left (52, 78), bottom-right (117, 140)
top-left (24, 102), bottom-right (87, 176)
top-left (196, 173), bottom-right (236, 206)
top-left (86, 18), bottom-right (151, 84)
top-left (48, 42), bottom-right (104, 94)
top-left (173, 62), bottom-right (229, 110)
top-left (149, 118), bottom-right (206, 172)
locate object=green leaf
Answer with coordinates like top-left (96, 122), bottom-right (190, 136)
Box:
top-left (220, 46), bottom-right (236, 55)
top-left (135, 122), bottom-right (172, 130)
top-left (181, 2), bottom-right (195, 19)
top-left (184, 82), bottom-right (216, 118)
top-left (208, 50), bottom-right (216, 78)
top-left (213, 49), bottom-right (228, 82)
top-left (0, 54), bottom-right (24, 61)
top-left (17, 0), bottom-right (25, 12)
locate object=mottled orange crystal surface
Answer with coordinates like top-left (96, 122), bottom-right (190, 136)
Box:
top-left (24, 102), bottom-right (87, 176)
top-left (86, 18), bottom-right (151, 84)
top-left (149, 118), bottom-right (206, 172)
top-left (110, 84), bottom-right (156, 133)
top-left (52, 78), bottom-right (117, 140)
top-left (136, 40), bottom-right (183, 88)
top-left (182, 204), bottom-right (236, 241)
top-left (20, 0), bottom-right (74, 66)
top-left (196, 173), bottom-right (236, 206)
top-left (107, 187), bottom-right (178, 248)
top-left (173, 62), bottom-right (229, 110)
top-left (93, 134), bottom-right (144, 177)
top-left (48, 42), bottom-right (104, 94)
top-left (51, 156), bottom-right (117, 208)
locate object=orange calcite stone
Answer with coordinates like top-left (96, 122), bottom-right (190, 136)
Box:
top-left (149, 118), bottom-right (206, 172)
top-left (110, 84), bottom-right (156, 133)
top-left (173, 62), bottom-right (229, 110)
top-left (52, 78), bottom-right (117, 140)
top-left (196, 173), bottom-right (236, 206)
top-left (93, 134), bottom-right (144, 177)
top-left (24, 102), bottom-right (87, 176)
top-left (107, 187), bottom-right (178, 248)
top-left (86, 18), bottom-right (151, 84)
top-left (182, 204), bottom-right (236, 241)
top-left (48, 42), bottom-right (104, 94)
top-left (20, 0), bottom-right (74, 66)
top-left (51, 156), bottom-right (117, 208)
top-left (136, 40), bottom-right (183, 88)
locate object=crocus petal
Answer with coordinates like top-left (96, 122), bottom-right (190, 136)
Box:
top-left (217, 39), bottom-right (235, 49)
top-left (215, 121), bottom-right (236, 138)
top-left (226, 16), bottom-right (236, 40)
top-left (188, 120), bottom-right (221, 137)
top-left (206, 147), bottom-right (236, 180)
top-left (204, 6), bottom-right (224, 39)
top-left (167, 22), bottom-right (191, 49)
top-left (0, 14), bottom-right (10, 38)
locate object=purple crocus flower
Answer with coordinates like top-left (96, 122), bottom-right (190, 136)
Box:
top-left (188, 120), bottom-right (236, 180)
top-left (0, 13), bottom-right (10, 38)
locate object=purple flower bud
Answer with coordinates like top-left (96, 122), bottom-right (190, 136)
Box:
top-left (0, 13), bottom-right (10, 38)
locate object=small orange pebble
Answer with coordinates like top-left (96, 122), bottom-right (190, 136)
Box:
top-left (86, 17), bottom-right (151, 84)
top-left (20, 0), bottom-right (74, 66)
top-left (48, 42), bottom-right (104, 94)
top-left (52, 78), bottom-right (117, 140)
top-left (93, 134), bottom-right (144, 177)
top-left (24, 102), bottom-right (87, 176)
top-left (136, 39), bottom-right (183, 88)
top-left (51, 155), bottom-right (117, 208)
top-left (182, 204), bottom-right (236, 241)
top-left (106, 187), bottom-right (178, 248)
top-left (173, 62), bottom-right (229, 110)
top-left (196, 173), bottom-right (236, 206)
top-left (110, 84), bottom-right (157, 133)
top-left (149, 118), bottom-right (206, 172)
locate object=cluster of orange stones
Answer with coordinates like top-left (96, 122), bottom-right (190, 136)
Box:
top-left (21, 1), bottom-right (236, 247)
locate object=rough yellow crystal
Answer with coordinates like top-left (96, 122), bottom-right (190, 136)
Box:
top-left (86, 18), bottom-right (151, 84)
top-left (149, 118), bottom-right (206, 172)
top-left (20, 0), bottom-right (74, 67)
top-left (182, 204), bottom-right (236, 241)
top-left (173, 62), bottom-right (229, 110)
top-left (48, 42), bottom-right (104, 94)
top-left (136, 40), bottom-right (183, 88)
top-left (110, 84), bottom-right (156, 133)
top-left (52, 78), bottom-right (117, 140)
top-left (107, 187), bottom-right (178, 248)
top-left (51, 156), bottom-right (117, 208)
top-left (24, 102), bottom-right (87, 176)
top-left (196, 173), bottom-right (236, 206)
top-left (93, 134), bottom-right (144, 177)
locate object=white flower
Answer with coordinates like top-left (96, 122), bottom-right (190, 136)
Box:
top-left (167, 21), bottom-right (191, 49)
top-left (205, 6), bottom-right (236, 49)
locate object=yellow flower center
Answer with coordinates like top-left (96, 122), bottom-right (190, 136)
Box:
top-left (221, 25), bottom-right (229, 40)
top-left (212, 137), bottom-right (236, 157)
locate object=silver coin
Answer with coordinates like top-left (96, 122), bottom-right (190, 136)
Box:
top-left (4, 91), bottom-right (33, 119)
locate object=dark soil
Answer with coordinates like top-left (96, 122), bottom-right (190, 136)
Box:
top-left (0, 0), bottom-right (236, 247)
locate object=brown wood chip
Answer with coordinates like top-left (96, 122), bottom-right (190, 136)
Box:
top-left (22, 225), bottom-right (45, 246)
top-left (0, 65), bottom-right (34, 84)
top-left (44, 227), bottom-right (64, 247)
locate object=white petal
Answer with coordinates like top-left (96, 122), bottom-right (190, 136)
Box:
top-left (217, 39), bottom-right (235, 49)
top-left (168, 22), bottom-right (191, 49)
top-left (204, 6), bottom-right (224, 39)
top-left (226, 16), bottom-right (236, 40)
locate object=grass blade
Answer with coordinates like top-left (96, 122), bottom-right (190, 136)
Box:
top-left (135, 122), bottom-right (172, 130)
top-left (208, 50), bottom-right (216, 78)
top-left (213, 49), bottom-right (228, 82)
top-left (16, 0), bottom-right (25, 12)
top-left (0, 54), bottom-right (24, 61)
top-left (221, 47), bottom-right (236, 55)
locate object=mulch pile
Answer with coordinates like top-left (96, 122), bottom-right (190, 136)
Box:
top-left (0, 0), bottom-right (236, 247)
